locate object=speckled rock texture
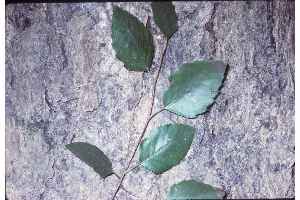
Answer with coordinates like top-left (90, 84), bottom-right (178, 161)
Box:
top-left (5, 1), bottom-right (295, 199)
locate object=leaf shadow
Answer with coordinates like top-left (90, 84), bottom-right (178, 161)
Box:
top-left (196, 63), bottom-right (230, 117)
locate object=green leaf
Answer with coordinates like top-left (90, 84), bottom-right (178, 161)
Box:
top-left (151, 1), bottom-right (178, 39)
top-left (163, 60), bottom-right (227, 118)
top-left (167, 180), bottom-right (225, 200)
top-left (112, 6), bottom-right (154, 72)
top-left (66, 142), bottom-right (113, 178)
top-left (139, 124), bottom-right (195, 174)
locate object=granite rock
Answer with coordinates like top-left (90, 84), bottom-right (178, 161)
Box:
top-left (5, 1), bottom-right (294, 199)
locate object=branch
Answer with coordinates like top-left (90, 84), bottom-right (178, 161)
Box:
top-left (149, 38), bottom-right (169, 116)
top-left (111, 37), bottom-right (169, 200)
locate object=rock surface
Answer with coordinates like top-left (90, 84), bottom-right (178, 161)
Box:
top-left (5, 1), bottom-right (294, 199)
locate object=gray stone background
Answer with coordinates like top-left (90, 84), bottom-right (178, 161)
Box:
top-left (5, 1), bottom-right (295, 199)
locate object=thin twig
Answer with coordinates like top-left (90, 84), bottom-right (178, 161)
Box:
top-left (120, 185), bottom-right (141, 199)
top-left (111, 37), bottom-right (170, 200)
top-left (111, 109), bottom-right (164, 199)
top-left (124, 162), bottom-right (142, 175)
top-left (113, 173), bottom-right (141, 199)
